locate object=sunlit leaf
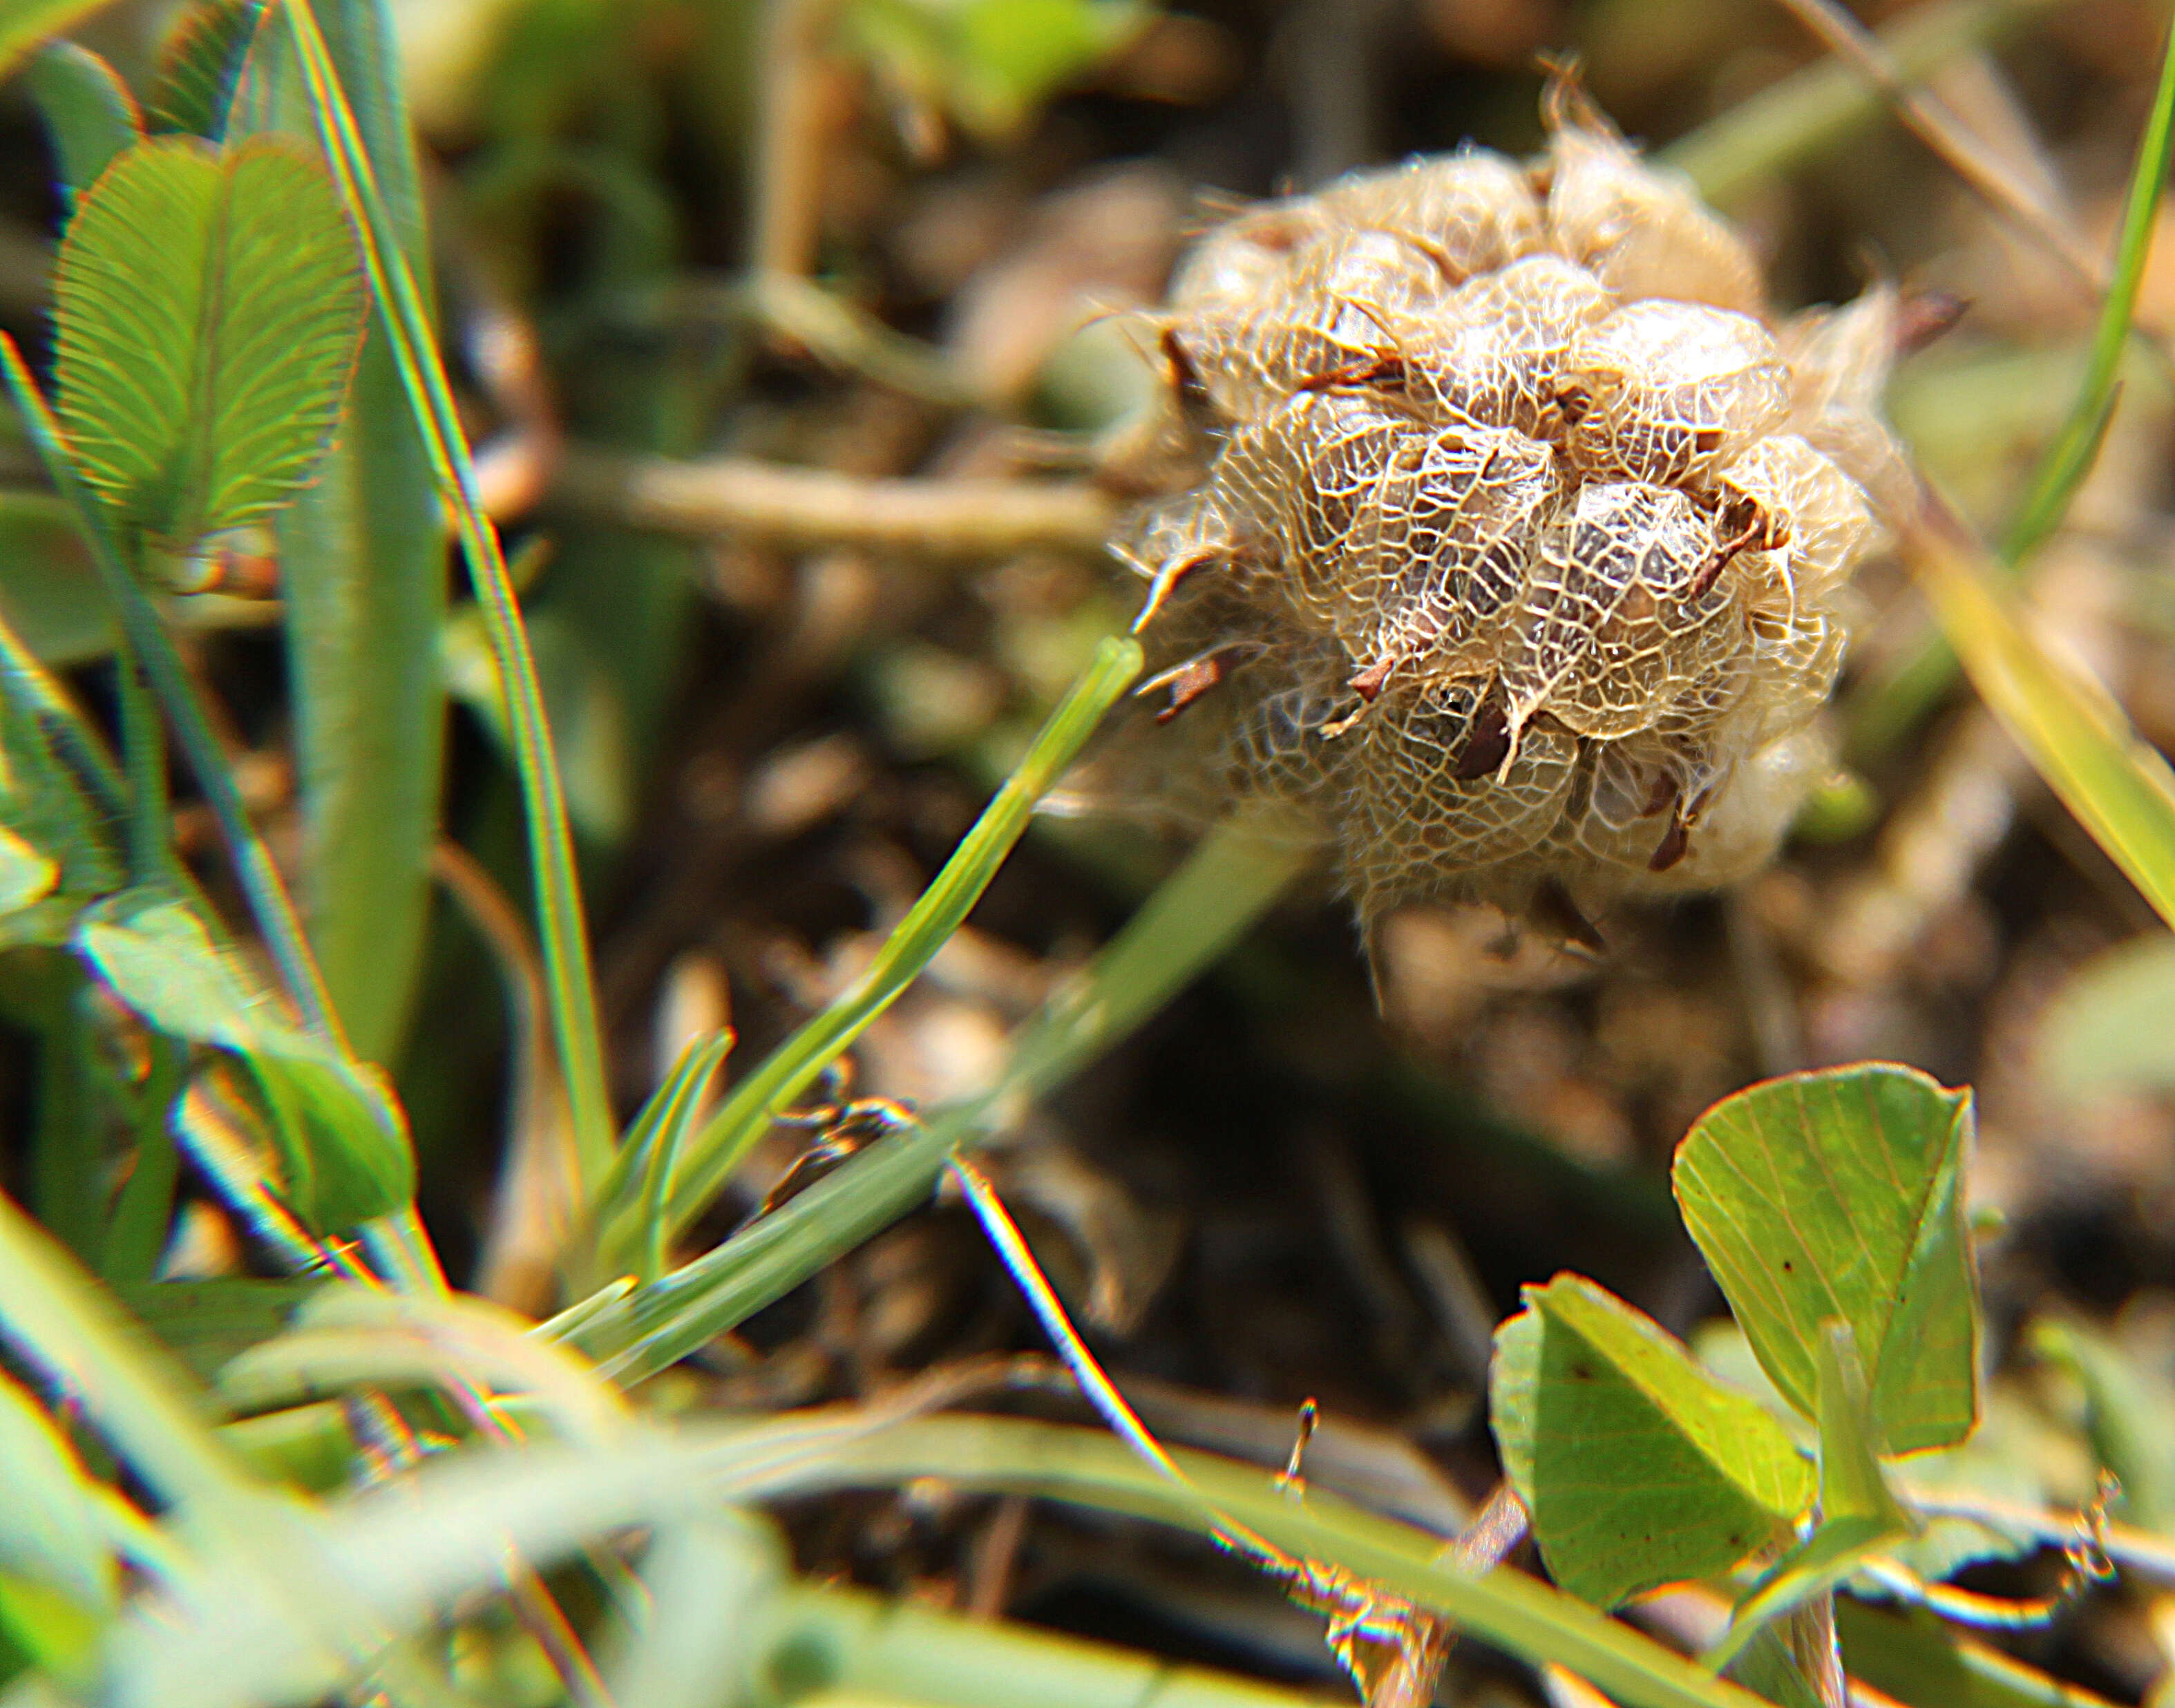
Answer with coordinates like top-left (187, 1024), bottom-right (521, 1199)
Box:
top-left (0, 1366), bottom-right (115, 1619)
top-left (26, 41), bottom-right (140, 204)
top-left (2029, 1318), bottom-right (2175, 1532)
top-left (843, 0), bottom-right (1149, 140)
top-left (0, 1357), bottom-right (114, 1677)
top-left (0, 825), bottom-right (57, 916)
top-left (2035, 935), bottom-right (2175, 1104)
top-left (51, 133), bottom-right (366, 553)
top-left (218, 1286), bottom-right (629, 1443)
top-left (1674, 1063), bottom-right (1979, 1454)
top-left (147, 0), bottom-right (266, 137)
top-left (1906, 502), bottom-right (2175, 931)
top-left (1490, 1273), bottom-right (1814, 1609)
top-left (73, 891), bottom-right (413, 1230)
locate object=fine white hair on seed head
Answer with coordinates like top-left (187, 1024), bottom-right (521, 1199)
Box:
top-left (1108, 73), bottom-right (1907, 949)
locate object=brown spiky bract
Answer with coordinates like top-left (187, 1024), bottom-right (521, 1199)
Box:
top-left (1116, 86), bottom-right (1902, 938)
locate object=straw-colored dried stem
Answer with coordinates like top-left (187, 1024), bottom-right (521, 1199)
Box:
top-left (554, 446), bottom-right (1118, 556)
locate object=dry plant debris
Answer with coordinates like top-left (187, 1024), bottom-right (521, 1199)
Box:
top-left (1117, 80), bottom-right (1904, 940)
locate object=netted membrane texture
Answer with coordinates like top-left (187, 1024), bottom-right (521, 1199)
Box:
top-left (1113, 88), bottom-right (1903, 933)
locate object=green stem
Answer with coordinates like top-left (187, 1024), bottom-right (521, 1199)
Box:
top-left (281, 0), bottom-right (616, 1192)
top-left (0, 602), bottom-right (127, 825)
top-left (29, 959), bottom-right (103, 1270)
top-left (113, 645), bottom-right (171, 884)
top-left (102, 1036), bottom-right (183, 1284)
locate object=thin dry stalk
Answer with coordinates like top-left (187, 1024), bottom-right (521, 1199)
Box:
top-left (553, 448), bottom-right (1117, 556)
top-left (1772, 0), bottom-right (2175, 374)
top-left (752, 0), bottom-right (844, 281)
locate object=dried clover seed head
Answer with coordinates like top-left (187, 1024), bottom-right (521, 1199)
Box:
top-left (1111, 83), bottom-right (1905, 942)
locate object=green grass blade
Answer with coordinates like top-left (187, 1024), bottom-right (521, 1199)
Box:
top-left (121, 1411), bottom-right (1764, 1708)
top-left (259, 0), bottom-right (447, 1065)
top-left (761, 1579), bottom-right (1324, 1708)
top-left (726, 1416), bottom-right (1772, 1708)
top-left (619, 1032), bottom-right (733, 1284)
top-left (1, 332), bottom-right (344, 1043)
top-left (1906, 499), bottom-right (2175, 931)
top-left (0, 1189), bottom-right (251, 1509)
top-left (280, 0), bottom-right (616, 1191)
top-left (569, 803), bottom-right (1310, 1383)
top-left (2001, 11), bottom-right (2175, 565)
top-left (631, 634), bottom-right (1143, 1256)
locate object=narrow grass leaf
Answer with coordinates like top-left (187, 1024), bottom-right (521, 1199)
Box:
top-left (593, 1029), bottom-right (732, 1284)
top-left (113, 1412), bottom-right (1767, 1708)
top-left (729, 1414), bottom-right (1775, 1708)
top-left (231, 0), bottom-right (447, 1065)
top-left (647, 632), bottom-right (1142, 1250)
top-left (75, 891), bottom-right (413, 1229)
top-left (1490, 1273), bottom-right (1814, 1609)
top-left (766, 1579), bottom-right (1329, 1708)
top-left (1673, 1063), bottom-right (1979, 1453)
top-left (1848, 13), bottom-right (2175, 752)
top-left (2000, 8), bottom-right (2175, 564)
top-left (0, 0), bottom-right (124, 81)
top-left (0, 1365), bottom-right (117, 1622)
top-left (1908, 501), bottom-right (2175, 929)
top-left (569, 800), bottom-right (1305, 1383)
top-left (52, 133), bottom-right (366, 553)
top-left (218, 1286), bottom-right (628, 1442)
top-left (148, 0), bottom-right (267, 137)
top-left (115, 1278), bottom-right (322, 1384)
top-left (26, 41), bottom-right (140, 203)
top-left (0, 1190), bottom-right (251, 1509)
top-left (281, 0), bottom-right (615, 1189)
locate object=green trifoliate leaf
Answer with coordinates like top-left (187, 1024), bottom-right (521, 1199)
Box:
top-left (1491, 1273), bottom-right (1813, 1609)
top-left (1673, 1063), bottom-right (1980, 1454)
top-left (52, 133), bottom-right (365, 556)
